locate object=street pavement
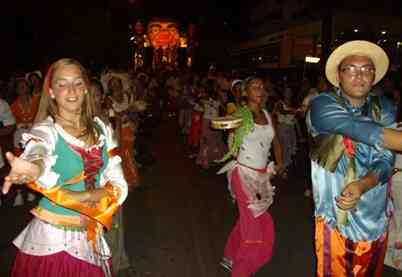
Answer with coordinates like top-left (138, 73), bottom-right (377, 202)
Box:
top-left (0, 119), bottom-right (400, 277)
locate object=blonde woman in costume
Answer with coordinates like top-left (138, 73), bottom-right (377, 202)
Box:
top-left (2, 58), bottom-right (128, 277)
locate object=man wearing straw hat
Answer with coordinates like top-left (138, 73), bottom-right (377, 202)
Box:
top-left (307, 40), bottom-right (396, 276)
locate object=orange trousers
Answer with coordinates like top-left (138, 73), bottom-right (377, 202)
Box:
top-left (315, 217), bottom-right (387, 277)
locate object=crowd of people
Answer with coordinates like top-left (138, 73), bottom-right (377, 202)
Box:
top-left (1, 39), bottom-right (402, 277)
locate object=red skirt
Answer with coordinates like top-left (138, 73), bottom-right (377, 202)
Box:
top-left (188, 111), bottom-right (202, 147)
top-left (11, 250), bottom-right (109, 277)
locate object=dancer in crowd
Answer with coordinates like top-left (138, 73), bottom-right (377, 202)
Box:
top-left (385, 143), bottom-right (402, 274)
top-left (11, 78), bottom-right (40, 155)
top-left (196, 80), bottom-right (226, 169)
top-left (178, 73), bottom-right (195, 136)
top-left (90, 78), bottom-right (108, 122)
top-left (0, 90), bottom-right (16, 207)
top-left (187, 85), bottom-right (204, 159)
top-left (103, 71), bottom-right (140, 190)
top-left (2, 58), bottom-right (128, 277)
top-left (384, 75), bottom-right (402, 274)
top-left (90, 77), bottom-right (132, 275)
top-left (298, 86), bottom-right (319, 197)
top-left (11, 78), bottom-right (40, 205)
top-left (299, 87), bottom-right (319, 115)
top-left (226, 79), bottom-right (242, 115)
top-left (273, 87), bottom-right (298, 176)
top-left (263, 76), bottom-right (277, 112)
top-left (307, 40), bottom-right (396, 276)
top-left (218, 77), bottom-right (284, 277)
top-left (26, 71), bottom-right (43, 97)
top-left (165, 72), bottom-right (182, 117)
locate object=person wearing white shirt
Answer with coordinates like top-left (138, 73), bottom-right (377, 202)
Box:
top-left (0, 98), bottom-right (16, 169)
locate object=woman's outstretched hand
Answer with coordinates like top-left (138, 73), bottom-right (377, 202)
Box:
top-left (2, 152), bottom-right (42, 194)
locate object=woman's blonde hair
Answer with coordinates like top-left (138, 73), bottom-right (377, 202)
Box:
top-left (35, 58), bottom-right (98, 142)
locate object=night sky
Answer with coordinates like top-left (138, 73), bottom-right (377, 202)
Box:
top-left (6, 0), bottom-right (402, 76)
top-left (8, 0), bottom-right (243, 75)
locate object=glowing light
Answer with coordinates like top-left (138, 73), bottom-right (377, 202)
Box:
top-left (353, 29), bottom-right (359, 33)
top-left (187, 57), bottom-right (192, 67)
top-left (305, 56), bottom-right (320, 63)
top-left (381, 31), bottom-right (387, 35)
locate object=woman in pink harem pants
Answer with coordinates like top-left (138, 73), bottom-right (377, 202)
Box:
top-left (219, 77), bottom-right (283, 277)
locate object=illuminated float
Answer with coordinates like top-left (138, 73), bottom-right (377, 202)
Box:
top-left (130, 18), bottom-right (198, 71)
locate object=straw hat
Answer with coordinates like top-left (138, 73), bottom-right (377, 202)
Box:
top-left (325, 40), bottom-right (389, 87)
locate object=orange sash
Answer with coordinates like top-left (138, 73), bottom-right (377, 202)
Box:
top-left (26, 151), bottom-right (121, 243)
top-left (26, 147), bottom-right (122, 243)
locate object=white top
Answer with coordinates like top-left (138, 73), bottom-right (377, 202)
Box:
top-left (0, 99), bottom-right (15, 168)
top-left (203, 99), bottom-right (220, 120)
top-left (217, 110), bottom-right (276, 218)
top-left (276, 101), bottom-right (296, 125)
top-left (0, 99), bottom-right (16, 126)
top-left (237, 110), bottom-right (275, 169)
top-left (109, 94), bottom-right (130, 113)
top-left (392, 125), bottom-right (402, 182)
top-left (393, 154), bottom-right (402, 182)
